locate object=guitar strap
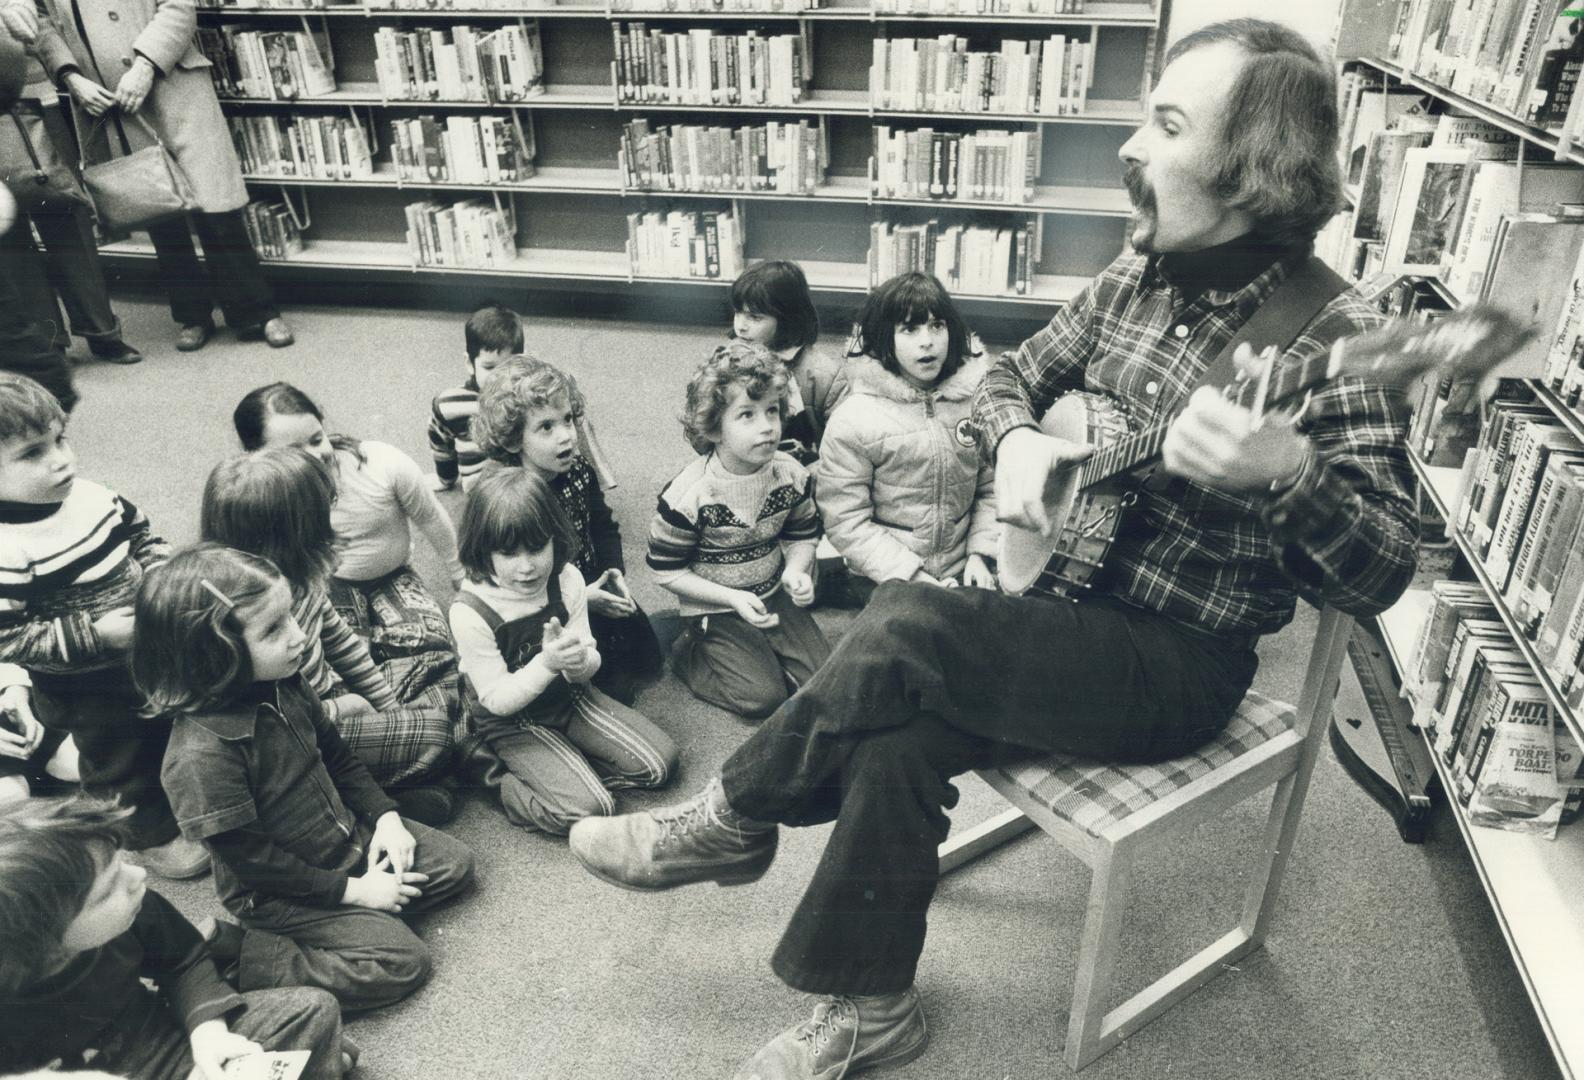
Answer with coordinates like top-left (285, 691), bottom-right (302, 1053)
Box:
top-left (1139, 253), bottom-right (1351, 493)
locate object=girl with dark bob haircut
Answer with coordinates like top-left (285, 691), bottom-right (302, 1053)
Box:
top-left (457, 467), bottom-right (578, 584)
top-left (730, 260), bottom-right (820, 353)
top-left (847, 272), bottom-right (971, 385)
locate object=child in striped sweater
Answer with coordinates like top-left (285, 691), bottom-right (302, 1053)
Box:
top-left (427, 304), bottom-right (521, 493)
top-left (648, 341), bottom-right (831, 719)
top-left (200, 449), bottom-right (456, 823)
top-left (0, 373), bottom-right (206, 878)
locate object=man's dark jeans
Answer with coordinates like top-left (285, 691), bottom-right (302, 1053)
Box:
top-left (720, 581), bottom-right (1259, 996)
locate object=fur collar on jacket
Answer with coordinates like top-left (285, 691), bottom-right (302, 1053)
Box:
top-left (845, 354), bottom-right (989, 405)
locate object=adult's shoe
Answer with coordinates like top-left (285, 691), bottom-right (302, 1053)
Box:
top-left (568, 776), bottom-right (776, 891)
top-left (261, 316), bottom-right (295, 348)
top-left (89, 339), bottom-right (144, 365)
top-left (237, 316), bottom-right (294, 348)
top-left (129, 833), bottom-right (211, 879)
top-left (732, 987), bottom-right (928, 1080)
top-left (175, 321), bottom-right (214, 352)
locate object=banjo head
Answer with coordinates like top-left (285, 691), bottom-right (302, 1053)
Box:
top-left (996, 394), bottom-right (1097, 595)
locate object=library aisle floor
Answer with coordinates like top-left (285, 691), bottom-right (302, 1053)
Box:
top-left (74, 288), bottom-right (1560, 1080)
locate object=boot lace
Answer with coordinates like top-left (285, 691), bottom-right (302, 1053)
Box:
top-left (797, 997), bottom-right (859, 1068)
top-left (654, 796), bottom-right (715, 849)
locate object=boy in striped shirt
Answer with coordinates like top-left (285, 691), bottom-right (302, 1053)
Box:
top-left (0, 374), bottom-right (207, 878)
top-left (427, 303), bottom-right (523, 492)
top-left (648, 341), bottom-right (830, 718)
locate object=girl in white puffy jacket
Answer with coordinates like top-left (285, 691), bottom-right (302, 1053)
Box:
top-left (818, 272), bottom-right (998, 599)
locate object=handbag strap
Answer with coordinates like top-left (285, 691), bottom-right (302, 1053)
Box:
top-left (77, 108), bottom-right (166, 168)
top-left (8, 110), bottom-right (44, 173)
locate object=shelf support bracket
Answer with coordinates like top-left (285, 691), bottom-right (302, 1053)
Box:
top-left (276, 185), bottom-right (311, 231)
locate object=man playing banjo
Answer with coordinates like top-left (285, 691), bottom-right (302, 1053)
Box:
top-left (570, 18), bottom-right (1420, 1080)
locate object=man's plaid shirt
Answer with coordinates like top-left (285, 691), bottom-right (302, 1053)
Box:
top-left (974, 249), bottom-right (1417, 638)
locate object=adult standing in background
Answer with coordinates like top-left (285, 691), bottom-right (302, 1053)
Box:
top-left (0, 14), bottom-right (77, 410)
top-left (24, 0), bottom-right (295, 352)
top-left (0, 0), bottom-right (142, 366)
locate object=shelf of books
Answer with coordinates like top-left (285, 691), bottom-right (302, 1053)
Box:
top-left (1376, 584), bottom-right (1584, 1080)
top-left (111, 0), bottom-right (1159, 310)
top-left (193, 0), bottom-right (1159, 26)
top-left (1328, 6), bottom-right (1584, 1077)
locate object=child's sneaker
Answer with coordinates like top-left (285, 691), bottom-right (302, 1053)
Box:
top-left (129, 834), bottom-right (210, 879)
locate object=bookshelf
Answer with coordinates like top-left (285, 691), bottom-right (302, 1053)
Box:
top-left (1331, 6), bottom-right (1584, 1078)
top-left (115, 0), bottom-right (1163, 309)
top-left (1377, 588), bottom-right (1584, 1080)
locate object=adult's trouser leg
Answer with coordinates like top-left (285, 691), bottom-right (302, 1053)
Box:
top-left (719, 582), bottom-right (1259, 995)
top-left (190, 209), bottom-right (278, 330)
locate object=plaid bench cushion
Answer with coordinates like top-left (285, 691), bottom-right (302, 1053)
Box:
top-left (988, 690), bottom-right (1295, 838)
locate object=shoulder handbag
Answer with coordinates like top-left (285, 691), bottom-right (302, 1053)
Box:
top-left (0, 104), bottom-right (93, 213)
top-left (76, 108), bottom-right (197, 234)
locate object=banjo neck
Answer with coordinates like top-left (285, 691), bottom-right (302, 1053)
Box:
top-left (1073, 342), bottom-right (1339, 492)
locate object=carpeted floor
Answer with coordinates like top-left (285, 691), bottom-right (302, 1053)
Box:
top-left (59, 286), bottom-right (1561, 1080)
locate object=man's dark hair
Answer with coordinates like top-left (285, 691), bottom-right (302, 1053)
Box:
top-left (1167, 19), bottom-right (1342, 247)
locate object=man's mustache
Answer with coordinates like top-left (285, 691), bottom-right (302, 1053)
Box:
top-left (1122, 164), bottom-right (1154, 215)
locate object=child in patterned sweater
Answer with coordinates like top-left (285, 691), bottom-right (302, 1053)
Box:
top-left (648, 341), bottom-right (831, 719)
top-left (0, 374), bottom-right (205, 878)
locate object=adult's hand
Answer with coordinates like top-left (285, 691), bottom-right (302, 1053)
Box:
top-left (115, 55), bottom-right (156, 113)
top-left (66, 72), bottom-right (116, 116)
top-left (1162, 385), bottom-right (1310, 495)
top-left (993, 426), bottom-right (1092, 536)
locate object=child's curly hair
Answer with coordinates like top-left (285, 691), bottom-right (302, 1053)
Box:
top-left (470, 355), bottom-right (586, 463)
top-left (680, 340), bottom-right (790, 455)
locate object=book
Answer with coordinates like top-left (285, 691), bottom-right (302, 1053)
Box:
top-left (1382, 146), bottom-right (1477, 274)
top-left (1353, 128), bottom-right (1433, 243)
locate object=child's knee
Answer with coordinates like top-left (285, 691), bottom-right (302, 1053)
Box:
top-left (0, 774), bottom-right (30, 806)
top-left (733, 679), bottom-right (790, 720)
top-left (380, 938), bottom-right (433, 994)
top-left (499, 776), bottom-right (613, 835)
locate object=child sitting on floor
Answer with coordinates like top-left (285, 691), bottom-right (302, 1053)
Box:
top-left (728, 260), bottom-right (848, 467)
top-left (139, 544), bottom-right (475, 1014)
top-left (648, 341), bottom-right (830, 719)
top-left (449, 468), bottom-right (675, 835)
top-left (818, 271), bottom-right (998, 604)
top-left (428, 303), bottom-right (522, 493)
top-left (201, 449), bottom-right (456, 824)
top-left (472, 356), bottom-right (662, 705)
top-left (0, 373), bottom-right (204, 878)
top-left (0, 796), bottom-right (348, 1079)
top-left (235, 382), bottom-right (464, 655)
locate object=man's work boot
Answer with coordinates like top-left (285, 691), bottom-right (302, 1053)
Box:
top-left (568, 776), bottom-right (776, 891)
top-left (732, 987), bottom-right (928, 1080)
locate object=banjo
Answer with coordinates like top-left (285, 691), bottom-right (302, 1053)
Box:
top-left (997, 305), bottom-right (1535, 597)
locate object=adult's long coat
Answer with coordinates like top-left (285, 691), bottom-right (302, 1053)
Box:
top-left (31, 0), bottom-right (249, 213)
